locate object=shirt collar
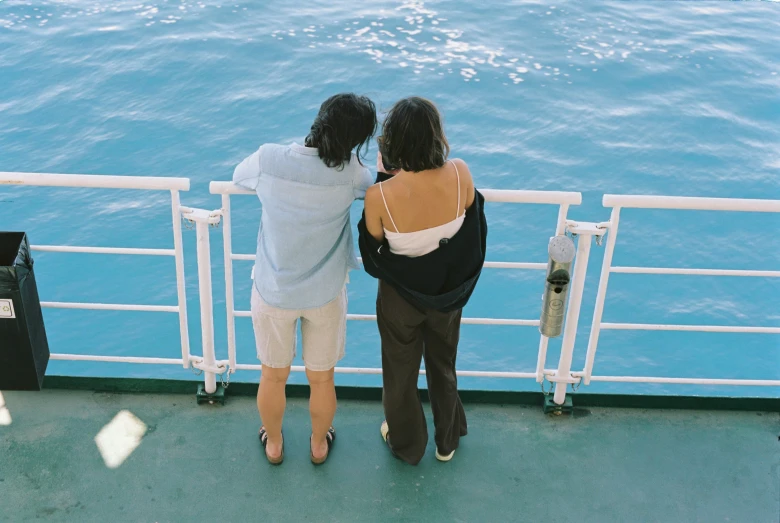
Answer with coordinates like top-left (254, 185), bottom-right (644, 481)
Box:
top-left (290, 142), bottom-right (319, 156)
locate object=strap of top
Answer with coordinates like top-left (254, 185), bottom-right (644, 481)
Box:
top-left (451, 160), bottom-right (461, 219)
top-left (379, 182), bottom-right (400, 233)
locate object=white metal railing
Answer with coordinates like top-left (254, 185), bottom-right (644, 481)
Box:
top-left (4, 171), bottom-right (777, 400)
top-left (580, 194), bottom-right (780, 388)
top-left (0, 172), bottom-right (192, 368)
top-left (208, 180), bottom-right (586, 403)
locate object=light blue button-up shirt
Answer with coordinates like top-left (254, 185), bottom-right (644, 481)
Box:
top-left (233, 142), bottom-right (373, 309)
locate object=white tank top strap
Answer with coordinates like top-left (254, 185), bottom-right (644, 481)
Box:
top-left (379, 182), bottom-right (400, 233)
top-left (451, 160), bottom-right (461, 219)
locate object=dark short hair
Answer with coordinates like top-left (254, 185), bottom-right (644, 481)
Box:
top-left (305, 93), bottom-right (377, 170)
top-left (378, 97), bottom-right (450, 172)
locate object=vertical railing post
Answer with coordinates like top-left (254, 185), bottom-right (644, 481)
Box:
top-left (535, 336), bottom-right (549, 383)
top-left (195, 217), bottom-right (217, 394)
top-left (221, 194), bottom-right (237, 373)
top-left (543, 220), bottom-right (608, 412)
top-left (181, 207), bottom-right (225, 403)
top-left (170, 190), bottom-right (190, 368)
top-left (582, 207), bottom-right (621, 384)
top-left (555, 204), bottom-right (570, 235)
top-left (552, 233), bottom-right (592, 405)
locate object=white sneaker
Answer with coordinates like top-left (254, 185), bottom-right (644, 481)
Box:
top-left (435, 448), bottom-right (455, 462)
top-left (380, 420), bottom-right (389, 443)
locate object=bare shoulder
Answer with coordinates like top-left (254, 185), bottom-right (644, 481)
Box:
top-left (450, 158), bottom-right (474, 186)
top-left (365, 184), bottom-right (383, 210)
top-left (450, 157), bottom-right (472, 176)
top-left (450, 158), bottom-right (476, 208)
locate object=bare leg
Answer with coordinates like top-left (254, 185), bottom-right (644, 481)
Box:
top-left (257, 365), bottom-right (291, 459)
top-left (306, 367), bottom-right (336, 460)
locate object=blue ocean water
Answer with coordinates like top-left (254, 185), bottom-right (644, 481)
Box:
top-left (1, 0), bottom-right (778, 397)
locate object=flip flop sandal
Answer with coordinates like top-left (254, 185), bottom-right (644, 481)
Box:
top-left (310, 427), bottom-right (336, 465)
top-left (259, 427), bottom-right (284, 465)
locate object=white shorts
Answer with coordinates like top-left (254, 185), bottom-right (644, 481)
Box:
top-left (250, 286), bottom-right (347, 371)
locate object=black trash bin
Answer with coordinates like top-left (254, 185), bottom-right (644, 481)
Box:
top-left (0, 232), bottom-right (50, 390)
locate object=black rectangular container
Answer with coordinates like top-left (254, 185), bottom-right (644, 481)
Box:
top-left (0, 232), bottom-right (49, 390)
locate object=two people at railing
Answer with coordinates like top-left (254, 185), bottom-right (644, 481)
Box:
top-left (232, 94), bottom-right (486, 466)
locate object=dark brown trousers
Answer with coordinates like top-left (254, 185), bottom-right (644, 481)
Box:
top-left (376, 280), bottom-right (467, 465)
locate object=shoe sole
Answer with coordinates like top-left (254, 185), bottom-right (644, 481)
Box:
top-left (259, 427), bottom-right (284, 465)
top-left (435, 450), bottom-right (454, 462)
top-left (311, 427), bottom-right (335, 465)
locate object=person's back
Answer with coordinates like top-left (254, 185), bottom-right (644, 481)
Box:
top-left (233, 93), bottom-right (377, 466)
top-left (366, 97), bottom-right (474, 258)
top-left (363, 96), bottom-right (484, 466)
top-left (238, 142), bottom-right (370, 308)
top-left (373, 157), bottom-right (474, 257)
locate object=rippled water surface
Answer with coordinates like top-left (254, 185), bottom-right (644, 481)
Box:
top-left (1, 0), bottom-right (779, 396)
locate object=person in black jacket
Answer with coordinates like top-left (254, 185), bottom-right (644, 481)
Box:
top-left (360, 97), bottom-right (487, 465)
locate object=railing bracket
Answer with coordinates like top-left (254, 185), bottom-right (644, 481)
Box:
top-left (543, 395), bottom-right (573, 415)
top-left (196, 383), bottom-right (226, 405)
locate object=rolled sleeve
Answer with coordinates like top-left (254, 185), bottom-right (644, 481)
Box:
top-left (233, 148), bottom-right (262, 191)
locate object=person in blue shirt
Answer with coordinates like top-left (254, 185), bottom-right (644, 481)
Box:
top-left (232, 93), bottom-right (376, 465)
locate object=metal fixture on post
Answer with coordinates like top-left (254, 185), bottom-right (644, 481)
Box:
top-left (539, 235), bottom-right (576, 338)
top-left (543, 220), bottom-right (608, 415)
top-left (180, 206), bottom-right (228, 405)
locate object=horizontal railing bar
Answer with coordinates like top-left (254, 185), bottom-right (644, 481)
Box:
top-left (210, 181), bottom-right (581, 205)
top-left (0, 172), bottom-right (190, 191)
top-left (461, 318), bottom-right (539, 326)
top-left (610, 266), bottom-right (780, 277)
top-left (347, 314), bottom-right (376, 321)
top-left (571, 373), bottom-right (780, 387)
top-left (454, 370), bottom-right (538, 378)
top-left (210, 182), bottom-right (254, 195)
top-left (234, 309), bottom-right (538, 326)
top-left (232, 252), bottom-right (546, 271)
top-left (50, 354), bottom-right (184, 365)
top-left (600, 322), bottom-right (780, 334)
top-left (602, 194), bottom-right (780, 213)
top-left (479, 189), bottom-right (582, 205)
top-left (41, 301), bottom-right (179, 313)
top-left (484, 261), bottom-right (547, 270)
top-left (234, 363), bottom-right (538, 379)
top-left (32, 245), bottom-right (175, 256)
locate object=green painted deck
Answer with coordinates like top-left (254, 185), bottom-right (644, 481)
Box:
top-left (1, 388), bottom-right (778, 522)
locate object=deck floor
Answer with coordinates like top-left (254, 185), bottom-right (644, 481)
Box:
top-left (0, 389), bottom-right (778, 522)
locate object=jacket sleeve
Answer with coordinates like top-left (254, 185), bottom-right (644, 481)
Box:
top-left (357, 213), bottom-right (384, 280)
top-left (477, 190), bottom-right (488, 257)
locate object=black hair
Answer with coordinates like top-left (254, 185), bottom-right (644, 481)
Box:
top-left (305, 93), bottom-right (377, 170)
top-left (378, 96), bottom-right (450, 173)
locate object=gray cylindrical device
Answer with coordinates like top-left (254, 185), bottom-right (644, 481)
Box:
top-left (539, 235), bottom-right (576, 338)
